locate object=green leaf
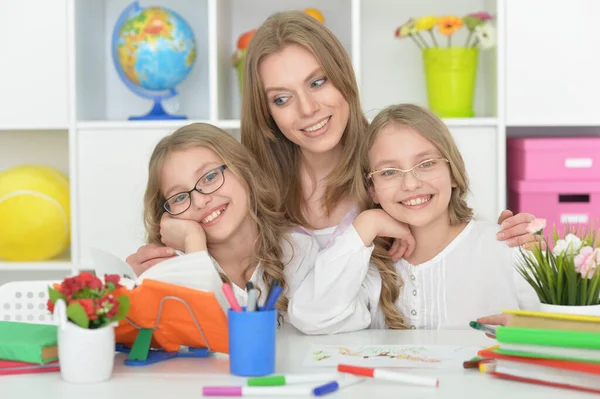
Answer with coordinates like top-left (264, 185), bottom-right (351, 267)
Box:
top-left (48, 287), bottom-right (66, 304)
top-left (67, 302), bottom-right (89, 328)
top-left (113, 296), bottom-right (130, 322)
top-left (106, 282), bottom-right (116, 292)
top-left (587, 271), bottom-right (600, 305)
top-left (581, 277), bottom-right (588, 306)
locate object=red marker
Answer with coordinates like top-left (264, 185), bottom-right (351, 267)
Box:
top-left (337, 364), bottom-right (439, 387)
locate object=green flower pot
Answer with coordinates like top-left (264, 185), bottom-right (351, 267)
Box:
top-left (422, 47), bottom-right (479, 118)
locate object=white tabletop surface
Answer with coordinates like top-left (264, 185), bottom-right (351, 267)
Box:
top-left (2, 326), bottom-right (593, 398)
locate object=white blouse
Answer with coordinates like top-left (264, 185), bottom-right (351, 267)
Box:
top-left (129, 228), bottom-right (375, 333)
top-left (288, 219), bottom-right (541, 334)
top-left (369, 220), bottom-right (541, 329)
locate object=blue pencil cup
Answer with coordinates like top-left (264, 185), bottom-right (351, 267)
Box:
top-left (228, 307), bottom-right (276, 376)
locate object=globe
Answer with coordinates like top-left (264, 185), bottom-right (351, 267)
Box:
top-left (112, 2), bottom-right (197, 120)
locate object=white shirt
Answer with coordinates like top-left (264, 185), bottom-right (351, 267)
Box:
top-left (129, 228), bottom-right (375, 334)
top-left (132, 231), bottom-right (320, 310)
top-left (369, 220), bottom-right (541, 329)
top-left (288, 219), bottom-right (541, 334)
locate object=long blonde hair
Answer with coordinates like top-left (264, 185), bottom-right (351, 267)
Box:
top-left (143, 123), bottom-right (290, 314)
top-left (240, 11), bottom-right (406, 329)
top-left (363, 104), bottom-right (473, 225)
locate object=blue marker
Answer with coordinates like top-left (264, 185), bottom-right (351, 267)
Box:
top-left (263, 285), bottom-right (283, 311)
top-left (313, 376), bottom-right (365, 396)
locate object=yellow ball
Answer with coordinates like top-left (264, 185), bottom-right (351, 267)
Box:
top-left (0, 165), bottom-right (70, 261)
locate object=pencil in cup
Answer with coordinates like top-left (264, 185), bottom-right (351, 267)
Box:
top-left (338, 364), bottom-right (439, 387)
top-left (228, 307), bottom-right (277, 376)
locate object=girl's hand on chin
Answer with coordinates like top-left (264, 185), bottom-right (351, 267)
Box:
top-left (160, 213), bottom-right (207, 253)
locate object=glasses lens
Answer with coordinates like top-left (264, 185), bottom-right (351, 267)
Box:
top-left (196, 167), bottom-right (224, 193)
top-left (165, 193), bottom-right (190, 215)
top-left (371, 169), bottom-right (402, 188)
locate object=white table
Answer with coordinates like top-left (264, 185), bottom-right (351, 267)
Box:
top-left (2, 327), bottom-right (590, 398)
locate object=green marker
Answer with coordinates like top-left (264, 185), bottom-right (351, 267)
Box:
top-left (247, 373), bottom-right (338, 386)
top-left (469, 321), bottom-right (497, 337)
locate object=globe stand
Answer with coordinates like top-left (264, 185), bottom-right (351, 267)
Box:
top-left (129, 98), bottom-right (186, 121)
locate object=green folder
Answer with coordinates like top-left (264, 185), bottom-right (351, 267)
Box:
top-left (0, 321), bottom-right (58, 364)
top-left (496, 326), bottom-right (600, 349)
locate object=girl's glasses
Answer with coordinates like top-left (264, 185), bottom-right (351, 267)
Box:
top-left (163, 165), bottom-right (228, 215)
top-left (367, 158), bottom-right (449, 188)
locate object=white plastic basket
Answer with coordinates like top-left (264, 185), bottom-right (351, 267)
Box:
top-left (0, 280), bottom-right (59, 325)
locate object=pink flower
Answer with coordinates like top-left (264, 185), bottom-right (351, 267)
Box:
top-left (468, 12), bottom-right (494, 21)
top-left (574, 246), bottom-right (600, 279)
top-left (526, 218), bottom-right (546, 235)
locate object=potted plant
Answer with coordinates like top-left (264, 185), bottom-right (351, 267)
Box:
top-left (515, 219), bottom-right (600, 316)
top-left (395, 12), bottom-right (496, 118)
top-left (47, 272), bottom-right (130, 383)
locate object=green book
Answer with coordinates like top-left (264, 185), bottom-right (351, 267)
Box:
top-left (0, 321), bottom-right (58, 364)
top-left (496, 326), bottom-right (600, 349)
top-left (496, 326), bottom-right (600, 363)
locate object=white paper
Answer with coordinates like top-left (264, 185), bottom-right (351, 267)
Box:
top-left (303, 344), bottom-right (482, 368)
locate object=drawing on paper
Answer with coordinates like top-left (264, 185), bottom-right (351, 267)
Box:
top-left (304, 345), bottom-right (481, 368)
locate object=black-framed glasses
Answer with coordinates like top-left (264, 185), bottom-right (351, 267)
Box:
top-left (163, 165), bottom-right (228, 215)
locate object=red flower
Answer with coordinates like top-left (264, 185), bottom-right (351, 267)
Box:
top-left (59, 276), bottom-right (83, 298)
top-left (78, 272), bottom-right (103, 290)
top-left (47, 299), bottom-right (55, 313)
top-left (77, 298), bottom-right (98, 321)
top-left (104, 274), bottom-right (122, 288)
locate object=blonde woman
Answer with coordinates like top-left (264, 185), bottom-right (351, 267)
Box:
top-left (292, 104), bottom-right (539, 331)
top-left (240, 12), bottom-right (537, 331)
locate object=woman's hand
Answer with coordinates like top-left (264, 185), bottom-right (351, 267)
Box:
top-left (353, 209), bottom-right (416, 258)
top-left (125, 243), bottom-right (176, 276)
top-left (160, 213), bottom-right (207, 253)
top-left (497, 210), bottom-right (537, 248)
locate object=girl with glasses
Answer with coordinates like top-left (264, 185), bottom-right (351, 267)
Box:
top-left (291, 104), bottom-right (540, 332)
top-left (137, 123), bottom-right (375, 321)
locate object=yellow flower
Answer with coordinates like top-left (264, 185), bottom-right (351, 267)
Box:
top-left (399, 19), bottom-right (417, 37)
top-left (437, 16), bottom-right (463, 36)
top-left (415, 16), bottom-right (437, 31)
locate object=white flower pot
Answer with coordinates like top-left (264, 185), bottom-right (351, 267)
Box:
top-left (54, 299), bottom-right (116, 383)
top-left (539, 303), bottom-right (600, 317)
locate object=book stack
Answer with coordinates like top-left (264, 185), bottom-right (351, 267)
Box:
top-left (0, 321), bottom-right (60, 375)
top-left (478, 310), bottom-right (600, 393)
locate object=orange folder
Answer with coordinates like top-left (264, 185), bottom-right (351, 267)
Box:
top-left (115, 279), bottom-right (229, 354)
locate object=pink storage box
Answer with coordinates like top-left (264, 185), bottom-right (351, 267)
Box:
top-left (507, 137), bottom-right (600, 182)
top-left (508, 180), bottom-right (600, 232)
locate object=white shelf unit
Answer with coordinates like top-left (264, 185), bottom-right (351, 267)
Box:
top-left (0, 0), bottom-right (505, 275)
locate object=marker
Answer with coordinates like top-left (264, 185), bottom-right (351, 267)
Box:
top-left (245, 281), bottom-right (254, 292)
top-left (202, 386), bottom-right (312, 396)
top-left (246, 288), bottom-right (258, 312)
top-left (312, 375), bottom-right (365, 396)
top-left (221, 282), bottom-right (242, 312)
top-left (265, 279), bottom-right (279, 304)
top-left (263, 285), bottom-right (283, 311)
top-left (469, 321), bottom-right (497, 337)
top-left (247, 373), bottom-right (339, 386)
top-left (338, 364), bottom-right (439, 387)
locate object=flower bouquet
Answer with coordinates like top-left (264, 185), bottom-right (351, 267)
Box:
top-left (47, 272), bottom-right (130, 328)
top-left (47, 272), bottom-right (130, 383)
top-left (515, 219), bottom-right (600, 314)
top-left (395, 12), bottom-right (496, 118)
